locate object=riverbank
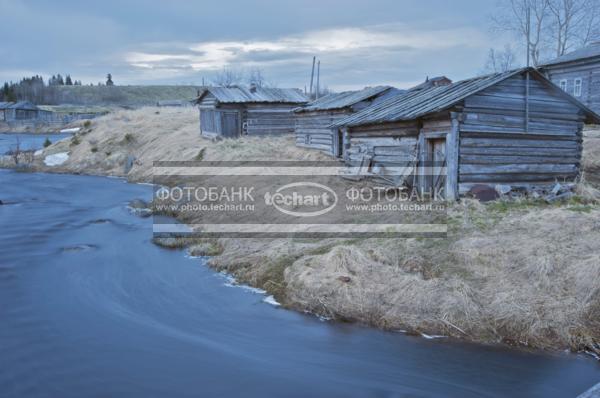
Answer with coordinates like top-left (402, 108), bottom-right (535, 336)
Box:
top-left (3, 107), bottom-right (600, 356)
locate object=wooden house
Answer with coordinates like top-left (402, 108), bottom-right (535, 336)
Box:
top-left (333, 67), bottom-right (600, 200)
top-left (0, 102), bottom-right (12, 122)
top-left (540, 42), bottom-right (600, 114)
top-left (194, 85), bottom-right (307, 138)
top-left (408, 76), bottom-right (452, 92)
top-left (4, 101), bottom-right (39, 121)
top-left (294, 86), bottom-right (403, 156)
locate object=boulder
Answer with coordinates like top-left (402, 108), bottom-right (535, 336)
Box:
top-left (467, 184), bottom-right (499, 202)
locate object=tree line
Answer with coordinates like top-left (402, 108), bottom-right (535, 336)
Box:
top-left (1, 73), bottom-right (115, 104)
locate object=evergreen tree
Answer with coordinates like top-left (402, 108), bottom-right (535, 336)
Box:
top-left (65, 75), bottom-right (73, 85)
top-left (106, 73), bottom-right (114, 86)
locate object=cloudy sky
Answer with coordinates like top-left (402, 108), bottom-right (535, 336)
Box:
top-left (0, 0), bottom-right (516, 90)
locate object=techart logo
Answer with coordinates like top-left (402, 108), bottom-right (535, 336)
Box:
top-left (264, 182), bottom-right (337, 217)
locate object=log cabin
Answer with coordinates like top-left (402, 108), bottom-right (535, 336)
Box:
top-left (294, 86), bottom-right (403, 156)
top-left (540, 42), bottom-right (600, 114)
top-left (194, 85), bottom-right (307, 138)
top-left (332, 67), bottom-right (600, 200)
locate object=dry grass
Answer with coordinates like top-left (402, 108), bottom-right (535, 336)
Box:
top-left (34, 107), bottom-right (329, 181)
top-left (583, 126), bottom-right (600, 188)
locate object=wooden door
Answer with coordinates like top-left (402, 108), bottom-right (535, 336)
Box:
top-left (428, 138), bottom-right (446, 199)
top-left (218, 111), bottom-right (240, 138)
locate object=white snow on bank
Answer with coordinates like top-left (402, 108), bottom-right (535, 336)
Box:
top-left (44, 152), bottom-right (69, 166)
top-left (263, 295), bottom-right (281, 307)
top-left (60, 127), bottom-right (80, 133)
top-left (421, 333), bottom-right (447, 340)
top-left (34, 149), bottom-right (43, 156)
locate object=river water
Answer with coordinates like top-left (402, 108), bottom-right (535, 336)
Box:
top-left (0, 170), bottom-right (598, 398)
top-left (0, 133), bottom-right (72, 155)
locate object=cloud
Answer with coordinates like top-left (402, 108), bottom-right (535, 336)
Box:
top-left (122, 23), bottom-right (489, 87)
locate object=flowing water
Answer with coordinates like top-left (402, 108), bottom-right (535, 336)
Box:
top-left (0, 170), bottom-right (598, 397)
top-left (0, 133), bottom-right (72, 155)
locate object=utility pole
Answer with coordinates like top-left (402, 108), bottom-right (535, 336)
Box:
top-left (525, 1), bottom-right (530, 134)
top-left (316, 60), bottom-right (321, 99)
top-left (309, 56), bottom-right (316, 97)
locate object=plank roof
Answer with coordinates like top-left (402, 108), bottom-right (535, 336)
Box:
top-left (0, 102), bottom-right (14, 110)
top-left (541, 42), bottom-right (600, 66)
top-left (195, 86), bottom-right (307, 104)
top-left (332, 67), bottom-right (600, 127)
top-left (7, 101), bottom-right (38, 110)
top-left (295, 86), bottom-right (400, 112)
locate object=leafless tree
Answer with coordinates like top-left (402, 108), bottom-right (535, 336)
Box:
top-left (491, 0), bottom-right (600, 65)
top-left (491, 0), bottom-right (550, 66)
top-left (212, 68), bottom-right (244, 87)
top-left (11, 135), bottom-right (20, 166)
top-left (246, 67), bottom-right (268, 88)
top-left (484, 44), bottom-right (518, 72)
top-left (546, 0), bottom-right (600, 57)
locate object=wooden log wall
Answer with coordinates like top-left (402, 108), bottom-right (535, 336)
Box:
top-left (345, 121), bottom-right (420, 169)
top-left (457, 74), bottom-right (584, 193)
top-left (295, 109), bottom-right (349, 154)
top-left (244, 104), bottom-right (298, 136)
top-left (543, 59), bottom-right (600, 114)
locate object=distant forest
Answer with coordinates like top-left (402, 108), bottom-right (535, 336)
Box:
top-left (1, 73), bottom-right (113, 104)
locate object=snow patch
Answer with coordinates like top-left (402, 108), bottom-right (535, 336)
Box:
top-left (60, 127), bottom-right (80, 133)
top-left (44, 152), bottom-right (69, 166)
top-left (34, 149), bottom-right (43, 156)
top-left (421, 333), bottom-right (447, 340)
top-left (263, 295), bottom-right (281, 306)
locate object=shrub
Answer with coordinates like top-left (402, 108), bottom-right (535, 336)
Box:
top-left (90, 147), bottom-right (98, 153)
top-left (43, 137), bottom-right (52, 148)
top-left (70, 136), bottom-right (81, 146)
top-left (83, 120), bottom-right (92, 128)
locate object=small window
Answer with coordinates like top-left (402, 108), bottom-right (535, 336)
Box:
top-left (559, 79), bottom-right (568, 92)
top-left (574, 78), bottom-right (582, 97)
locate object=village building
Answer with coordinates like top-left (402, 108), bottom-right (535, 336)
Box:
top-left (333, 67), bottom-right (600, 200)
top-left (294, 86), bottom-right (403, 156)
top-left (2, 101), bottom-right (39, 121)
top-left (194, 85), bottom-right (307, 138)
top-left (408, 76), bottom-right (452, 92)
top-left (540, 42), bottom-right (600, 114)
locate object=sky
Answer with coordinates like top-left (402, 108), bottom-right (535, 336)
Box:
top-left (0, 0), bottom-right (516, 90)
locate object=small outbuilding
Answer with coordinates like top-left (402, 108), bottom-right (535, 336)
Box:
top-left (333, 67), bottom-right (600, 200)
top-left (194, 85), bottom-right (307, 138)
top-left (0, 102), bottom-right (12, 122)
top-left (294, 86), bottom-right (403, 156)
top-left (4, 101), bottom-right (39, 121)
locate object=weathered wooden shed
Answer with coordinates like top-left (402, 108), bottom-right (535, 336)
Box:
top-left (294, 86), bottom-right (403, 156)
top-left (194, 85), bottom-right (307, 138)
top-left (540, 42), bottom-right (600, 114)
top-left (0, 102), bottom-right (12, 122)
top-left (4, 101), bottom-right (39, 121)
top-left (333, 67), bottom-right (600, 200)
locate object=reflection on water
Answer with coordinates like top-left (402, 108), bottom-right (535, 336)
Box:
top-left (0, 170), bottom-right (598, 398)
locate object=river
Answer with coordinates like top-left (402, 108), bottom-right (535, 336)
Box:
top-left (0, 133), bottom-right (72, 155)
top-left (0, 170), bottom-right (598, 397)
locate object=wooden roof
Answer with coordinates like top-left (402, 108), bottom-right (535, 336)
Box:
top-left (195, 86), bottom-right (307, 104)
top-left (295, 86), bottom-right (402, 112)
top-left (332, 67), bottom-right (600, 127)
top-left (541, 42), bottom-right (600, 67)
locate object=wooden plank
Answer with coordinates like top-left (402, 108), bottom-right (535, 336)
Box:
top-left (459, 163), bottom-right (577, 174)
top-left (460, 154), bottom-right (580, 164)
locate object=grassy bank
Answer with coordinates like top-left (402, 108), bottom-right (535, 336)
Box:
top-left (6, 108), bottom-right (600, 355)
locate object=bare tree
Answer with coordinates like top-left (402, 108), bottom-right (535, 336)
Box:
top-left (212, 68), bottom-right (244, 87)
top-left (246, 67), bottom-right (268, 88)
top-left (11, 135), bottom-right (20, 166)
top-left (491, 0), bottom-right (600, 65)
top-left (547, 0), bottom-right (600, 57)
top-left (484, 44), bottom-right (518, 72)
top-left (491, 0), bottom-right (550, 66)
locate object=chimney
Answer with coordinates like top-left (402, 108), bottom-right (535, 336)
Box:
top-left (249, 83), bottom-right (257, 93)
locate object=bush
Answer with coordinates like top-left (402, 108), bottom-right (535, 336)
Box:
top-left (83, 120), bottom-right (92, 128)
top-left (121, 133), bottom-right (135, 144)
top-left (43, 137), bottom-right (52, 148)
top-left (70, 136), bottom-right (81, 146)
top-left (90, 147), bottom-right (98, 153)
